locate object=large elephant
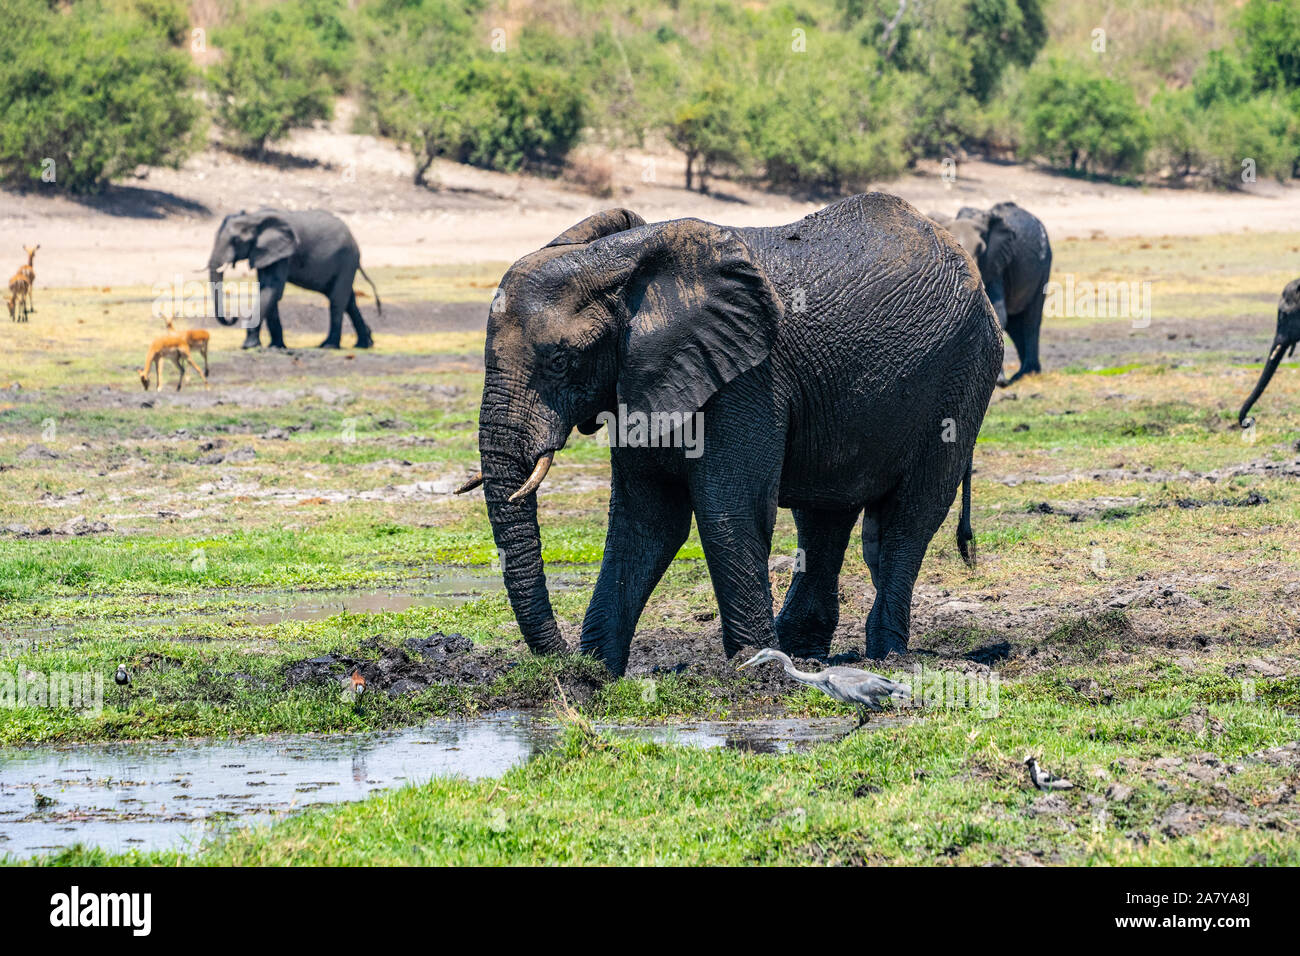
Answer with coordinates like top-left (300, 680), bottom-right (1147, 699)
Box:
top-left (1239, 277), bottom-right (1300, 428)
top-left (932, 202), bottom-right (1051, 386)
top-left (461, 194), bottom-right (1002, 675)
top-left (206, 208), bottom-right (381, 349)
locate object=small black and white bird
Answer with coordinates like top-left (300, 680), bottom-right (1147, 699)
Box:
top-left (1024, 756), bottom-right (1073, 791)
top-left (114, 663), bottom-right (130, 687)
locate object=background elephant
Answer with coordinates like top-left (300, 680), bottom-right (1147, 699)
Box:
top-left (206, 208), bottom-right (381, 349)
top-left (933, 202), bottom-right (1051, 386)
top-left (1239, 277), bottom-right (1300, 428)
top-left (467, 195), bottom-right (1002, 675)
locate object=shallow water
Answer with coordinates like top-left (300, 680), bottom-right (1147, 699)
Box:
top-left (0, 713), bottom-right (854, 860)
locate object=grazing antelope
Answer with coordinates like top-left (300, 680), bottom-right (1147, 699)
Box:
top-left (17, 244), bottom-right (37, 311)
top-left (164, 316), bottom-right (211, 377)
top-left (7, 272), bottom-right (30, 322)
top-left (139, 332), bottom-right (208, 391)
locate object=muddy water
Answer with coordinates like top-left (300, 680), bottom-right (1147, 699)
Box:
top-left (0, 713), bottom-right (855, 860)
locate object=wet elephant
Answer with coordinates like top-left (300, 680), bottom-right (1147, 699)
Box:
top-left (934, 202), bottom-right (1051, 385)
top-left (461, 194), bottom-right (1002, 675)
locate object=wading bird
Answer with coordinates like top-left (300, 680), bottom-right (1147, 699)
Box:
top-left (738, 649), bottom-right (910, 726)
top-left (346, 669), bottom-right (366, 700)
top-left (1024, 756), bottom-right (1073, 791)
top-left (114, 664), bottom-right (129, 687)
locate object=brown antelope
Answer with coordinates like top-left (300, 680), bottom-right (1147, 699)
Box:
top-left (7, 273), bottom-right (30, 322)
top-left (164, 316), bottom-right (211, 377)
top-left (139, 332), bottom-right (208, 392)
top-left (17, 244), bottom-right (37, 312)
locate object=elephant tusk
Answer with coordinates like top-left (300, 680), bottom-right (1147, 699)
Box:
top-left (453, 472), bottom-right (483, 495)
top-left (508, 453), bottom-right (553, 503)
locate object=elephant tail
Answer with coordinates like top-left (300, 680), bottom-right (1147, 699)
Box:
top-left (358, 265), bottom-right (382, 317)
top-left (957, 455), bottom-right (976, 570)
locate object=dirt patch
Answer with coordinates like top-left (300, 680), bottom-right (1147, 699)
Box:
top-left (281, 628), bottom-right (875, 714)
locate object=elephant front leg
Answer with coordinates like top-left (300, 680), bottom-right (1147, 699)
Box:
top-left (580, 469), bottom-right (692, 676)
top-left (695, 501), bottom-right (780, 659)
top-left (774, 507), bottom-right (859, 659)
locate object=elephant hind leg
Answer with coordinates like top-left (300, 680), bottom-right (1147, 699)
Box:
top-left (346, 293), bottom-right (373, 348)
top-left (775, 506), bottom-right (859, 659)
top-left (863, 468), bottom-right (960, 660)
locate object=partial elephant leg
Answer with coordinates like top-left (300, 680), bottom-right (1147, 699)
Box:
top-left (580, 466), bottom-right (693, 675)
top-left (774, 506), bottom-right (859, 658)
top-left (248, 263), bottom-right (288, 349)
top-left (320, 281), bottom-right (349, 349)
top-left (264, 299), bottom-right (287, 349)
top-left (695, 503), bottom-right (780, 657)
top-left (864, 493), bottom-right (951, 660)
top-left (1008, 293), bottom-right (1045, 382)
top-left (1001, 313), bottom-right (1028, 385)
top-left (345, 293), bottom-right (374, 349)
top-left (861, 508), bottom-right (882, 590)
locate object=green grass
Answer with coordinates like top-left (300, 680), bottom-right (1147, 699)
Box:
top-left (3, 232), bottom-right (1300, 864)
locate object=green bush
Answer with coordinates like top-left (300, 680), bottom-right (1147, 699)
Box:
top-left (1150, 43), bottom-right (1300, 186)
top-left (1240, 0), bottom-right (1300, 92)
top-left (208, 1), bottom-right (354, 154)
top-left (1019, 59), bottom-right (1150, 177)
top-left (0, 0), bottom-right (202, 192)
top-left (361, 2), bottom-right (583, 180)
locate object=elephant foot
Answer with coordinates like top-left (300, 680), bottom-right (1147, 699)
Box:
top-left (318, 339), bottom-right (341, 349)
top-left (864, 629), bottom-right (906, 661)
top-left (241, 333), bottom-right (262, 350)
top-left (354, 336), bottom-right (374, 349)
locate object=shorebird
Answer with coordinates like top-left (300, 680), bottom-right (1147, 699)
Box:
top-left (1024, 756), bottom-right (1074, 791)
top-left (738, 648), bottom-right (910, 726)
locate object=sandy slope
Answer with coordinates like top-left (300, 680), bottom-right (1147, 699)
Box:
top-left (3, 119), bottom-right (1299, 288)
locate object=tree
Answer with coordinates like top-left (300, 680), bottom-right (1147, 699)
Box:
top-left (1020, 60), bottom-right (1150, 177)
top-left (0, 0), bottom-right (202, 192)
top-left (208, 2), bottom-right (351, 155)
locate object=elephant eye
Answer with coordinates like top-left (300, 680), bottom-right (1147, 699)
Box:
top-left (546, 351), bottom-right (569, 374)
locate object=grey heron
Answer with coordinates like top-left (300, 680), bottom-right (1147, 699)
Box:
top-left (738, 649), bottom-right (911, 726)
top-left (1024, 756), bottom-right (1073, 791)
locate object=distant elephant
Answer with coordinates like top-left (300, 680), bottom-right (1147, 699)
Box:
top-left (933, 202), bottom-right (1051, 386)
top-left (206, 208), bottom-right (381, 349)
top-left (463, 195), bottom-right (1002, 675)
top-left (1239, 277), bottom-right (1300, 428)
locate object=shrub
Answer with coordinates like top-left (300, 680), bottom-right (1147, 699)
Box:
top-left (208, 1), bottom-right (353, 154)
top-left (0, 0), bottom-right (203, 192)
top-left (365, 16), bottom-right (585, 184)
top-left (1239, 0), bottom-right (1300, 92)
top-left (1019, 59), bottom-right (1150, 177)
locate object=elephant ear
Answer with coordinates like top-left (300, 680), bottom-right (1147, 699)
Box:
top-left (983, 211), bottom-right (1018, 274)
top-left (547, 209), bottom-right (646, 247)
top-left (596, 219), bottom-right (781, 437)
top-left (249, 215), bottom-right (297, 270)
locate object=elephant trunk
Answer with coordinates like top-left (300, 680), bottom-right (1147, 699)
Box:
top-left (1239, 335), bottom-right (1288, 428)
top-left (479, 415), bottom-right (567, 656)
top-left (209, 269), bottom-right (238, 326)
